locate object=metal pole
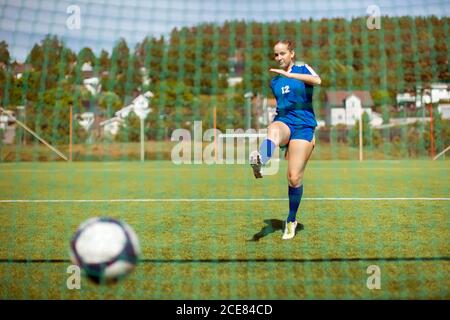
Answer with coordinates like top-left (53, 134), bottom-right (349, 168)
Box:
top-left (213, 106), bottom-right (217, 161)
top-left (429, 104), bottom-right (435, 158)
top-left (433, 146), bottom-right (450, 160)
top-left (244, 92), bottom-right (253, 130)
top-left (359, 111), bottom-right (363, 161)
top-left (246, 97), bottom-right (251, 130)
top-left (69, 105), bottom-right (73, 162)
top-left (140, 117), bottom-right (145, 162)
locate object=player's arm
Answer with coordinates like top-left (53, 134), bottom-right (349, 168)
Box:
top-left (270, 67), bottom-right (322, 86)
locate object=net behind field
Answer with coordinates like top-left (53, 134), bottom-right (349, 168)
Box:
top-left (0, 0), bottom-right (449, 299)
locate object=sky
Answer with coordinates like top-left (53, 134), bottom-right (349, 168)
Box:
top-left (0, 0), bottom-right (449, 62)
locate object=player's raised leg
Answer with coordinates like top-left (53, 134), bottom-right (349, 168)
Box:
top-left (282, 138), bottom-right (315, 239)
top-left (250, 121), bottom-right (290, 178)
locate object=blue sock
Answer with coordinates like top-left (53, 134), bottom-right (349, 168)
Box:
top-left (287, 185), bottom-right (303, 222)
top-left (259, 138), bottom-right (276, 165)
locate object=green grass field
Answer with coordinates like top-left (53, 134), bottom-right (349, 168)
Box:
top-left (0, 160), bottom-right (449, 299)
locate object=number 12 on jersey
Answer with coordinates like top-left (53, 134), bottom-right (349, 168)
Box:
top-left (281, 85), bottom-right (290, 94)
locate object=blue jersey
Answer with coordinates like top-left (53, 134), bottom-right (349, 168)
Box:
top-left (270, 64), bottom-right (318, 128)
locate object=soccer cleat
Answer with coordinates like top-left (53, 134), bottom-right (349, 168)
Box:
top-left (249, 151), bottom-right (263, 179)
top-left (282, 220), bottom-right (298, 240)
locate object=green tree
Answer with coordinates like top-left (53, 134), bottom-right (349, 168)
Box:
top-left (98, 91), bottom-right (121, 117)
top-left (348, 112), bottom-right (382, 148)
top-left (98, 50), bottom-right (111, 72)
top-left (109, 38), bottom-right (142, 100)
top-left (0, 41), bottom-right (10, 66)
top-left (77, 47), bottom-right (96, 65)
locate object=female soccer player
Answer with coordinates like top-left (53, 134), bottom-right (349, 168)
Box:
top-left (250, 40), bottom-right (321, 240)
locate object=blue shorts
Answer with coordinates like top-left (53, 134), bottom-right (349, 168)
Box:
top-left (273, 116), bottom-right (315, 145)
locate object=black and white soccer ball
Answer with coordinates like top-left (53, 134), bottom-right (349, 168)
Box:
top-left (70, 217), bottom-right (140, 284)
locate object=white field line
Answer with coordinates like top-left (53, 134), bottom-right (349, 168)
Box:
top-left (1, 166), bottom-right (449, 173)
top-left (0, 197), bottom-right (449, 203)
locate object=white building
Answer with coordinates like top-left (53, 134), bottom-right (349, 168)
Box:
top-left (0, 114), bottom-right (8, 130)
top-left (430, 83), bottom-right (450, 103)
top-left (81, 62), bottom-right (101, 95)
top-left (0, 110), bottom-right (16, 144)
top-left (325, 91), bottom-right (382, 127)
top-left (101, 117), bottom-right (124, 136)
top-left (77, 112), bottom-right (95, 131)
top-left (227, 76), bottom-right (243, 87)
top-left (397, 83), bottom-right (450, 110)
top-left (438, 104), bottom-right (450, 119)
top-left (396, 92), bottom-right (416, 107)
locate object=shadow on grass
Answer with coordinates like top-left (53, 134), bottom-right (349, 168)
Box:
top-left (248, 219), bottom-right (304, 242)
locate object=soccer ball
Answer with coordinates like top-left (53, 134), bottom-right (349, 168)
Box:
top-left (70, 217), bottom-right (140, 284)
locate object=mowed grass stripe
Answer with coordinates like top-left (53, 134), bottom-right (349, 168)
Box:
top-left (1, 161), bottom-right (448, 200)
top-left (1, 256), bottom-right (450, 263)
top-left (1, 197), bottom-right (449, 203)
